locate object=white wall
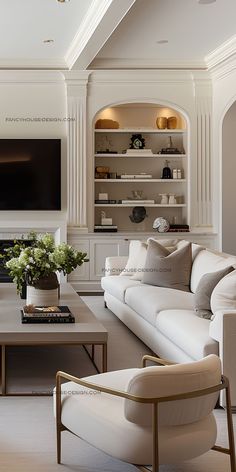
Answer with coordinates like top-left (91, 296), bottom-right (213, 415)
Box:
top-left (222, 101), bottom-right (236, 254)
top-left (212, 65), bottom-right (236, 249)
top-left (0, 71), bottom-right (67, 233)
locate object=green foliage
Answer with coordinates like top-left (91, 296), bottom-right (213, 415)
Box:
top-left (5, 232), bottom-right (88, 292)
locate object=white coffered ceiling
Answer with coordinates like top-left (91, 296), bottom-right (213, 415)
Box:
top-left (0, 0), bottom-right (236, 70)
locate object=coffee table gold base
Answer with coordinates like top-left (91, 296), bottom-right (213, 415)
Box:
top-left (0, 342), bottom-right (107, 396)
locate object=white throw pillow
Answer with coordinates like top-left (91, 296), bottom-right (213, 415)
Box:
top-left (211, 269), bottom-right (236, 315)
top-left (120, 241), bottom-right (147, 278)
top-left (191, 250), bottom-right (236, 293)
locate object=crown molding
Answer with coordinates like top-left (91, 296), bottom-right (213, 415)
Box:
top-left (206, 34), bottom-right (236, 70)
top-left (88, 69), bottom-right (196, 84)
top-left (65, 0), bottom-right (113, 69)
top-left (63, 70), bottom-right (91, 84)
top-left (208, 54), bottom-right (236, 81)
top-left (0, 70), bottom-right (65, 84)
top-left (89, 57), bottom-right (206, 70)
top-left (0, 58), bottom-right (67, 70)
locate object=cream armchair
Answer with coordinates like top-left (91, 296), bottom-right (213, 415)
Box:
top-left (54, 355), bottom-right (235, 472)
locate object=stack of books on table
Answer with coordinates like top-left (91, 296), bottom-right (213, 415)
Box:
top-left (21, 306), bottom-right (75, 323)
top-left (168, 224), bottom-right (190, 232)
top-left (94, 225), bottom-right (118, 232)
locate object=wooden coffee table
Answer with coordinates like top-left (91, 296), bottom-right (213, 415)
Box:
top-left (0, 283), bottom-right (107, 395)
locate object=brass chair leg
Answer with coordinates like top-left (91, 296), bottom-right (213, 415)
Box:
top-left (56, 373), bottom-right (62, 464)
top-left (152, 403), bottom-right (159, 472)
top-left (57, 425), bottom-right (61, 464)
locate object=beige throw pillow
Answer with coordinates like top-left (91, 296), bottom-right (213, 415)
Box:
top-left (142, 239), bottom-right (192, 292)
top-left (194, 266), bottom-right (234, 319)
top-left (211, 269), bottom-right (236, 315)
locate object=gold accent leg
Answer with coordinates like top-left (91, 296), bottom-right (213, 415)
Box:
top-left (226, 385), bottom-right (236, 472)
top-left (102, 343), bottom-right (107, 373)
top-left (56, 374), bottom-right (62, 464)
top-left (152, 403), bottom-right (159, 472)
top-left (1, 345), bottom-right (6, 395)
top-left (91, 345), bottom-right (95, 362)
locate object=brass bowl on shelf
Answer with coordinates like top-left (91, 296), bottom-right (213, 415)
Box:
top-left (156, 117), bottom-right (167, 129)
top-left (167, 116), bottom-right (177, 129)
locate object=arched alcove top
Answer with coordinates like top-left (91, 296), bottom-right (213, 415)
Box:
top-left (94, 102), bottom-right (187, 130)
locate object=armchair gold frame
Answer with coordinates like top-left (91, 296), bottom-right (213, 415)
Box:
top-left (56, 355), bottom-right (236, 472)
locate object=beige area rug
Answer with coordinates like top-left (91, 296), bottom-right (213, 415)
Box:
top-left (0, 295), bottom-right (234, 472)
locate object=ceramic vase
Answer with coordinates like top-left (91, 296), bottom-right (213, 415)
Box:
top-left (26, 273), bottom-right (59, 306)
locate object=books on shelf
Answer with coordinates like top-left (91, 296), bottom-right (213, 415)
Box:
top-left (121, 199), bottom-right (155, 204)
top-left (121, 174), bottom-right (152, 179)
top-left (21, 306), bottom-right (75, 324)
top-left (126, 149), bottom-right (153, 155)
top-left (168, 225), bottom-right (190, 232)
top-left (95, 199), bottom-right (116, 204)
top-left (94, 225), bottom-right (118, 232)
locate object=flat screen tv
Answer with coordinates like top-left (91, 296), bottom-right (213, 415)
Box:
top-left (0, 139), bottom-right (61, 210)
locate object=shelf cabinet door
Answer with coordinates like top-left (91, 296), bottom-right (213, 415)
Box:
top-left (90, 238), bottom-right (129, 280)
top-left (67, 239), bottom-right (90, 282)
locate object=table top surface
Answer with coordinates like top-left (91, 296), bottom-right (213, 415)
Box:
top-left (0, 283), bottom-right (107, 344)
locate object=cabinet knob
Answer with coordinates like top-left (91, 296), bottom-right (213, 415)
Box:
top-left (124, 238), bottom-right (129, 241)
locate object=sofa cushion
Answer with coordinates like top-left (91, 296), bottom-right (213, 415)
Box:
top-left (120, 240), bottom-right (147, 277)
top-left (125, 285), bottom-right (194, 326)
top-left (155, 309), bottom-right (218, 360)
top-left (121, 238), bottom-right (182, 281)
top-left (191, 250), bottom-right (236, 293)
top-left (101, 275), bottom-right (143, 302)
top-left (142, 239), bottom-right (192, 292)
top-left (194, 266), bottom-right (234, 319)
top-left (211, 269), bottom-right (236, 315)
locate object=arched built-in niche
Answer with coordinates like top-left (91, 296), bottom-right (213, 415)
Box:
top-left (92, 102), bottom-right (189, 233)
top-left (222, 100), bottom-right (236, 254)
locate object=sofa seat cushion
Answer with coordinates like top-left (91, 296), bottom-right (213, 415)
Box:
top-left (125, 285), bottom-right (194, 327)
top-left (101, 275), bottom-right (143, 302)
top-left (155, 309), bottom-right (218, 360)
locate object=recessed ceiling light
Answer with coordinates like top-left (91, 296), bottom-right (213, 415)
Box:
top-left (156, 39), bottom-right (169, 44)
top-left (198, 0), bottom-right (216, 4)
top-left (43, 39), bottom-right (54, 44)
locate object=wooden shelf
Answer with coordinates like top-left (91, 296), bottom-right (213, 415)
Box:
top-left (95, 153), bottom-right (186, 158)
top-left (95, 128), bottom-right (186, 134)
top-left (95, 179), bottom-right (186, 183)
top-left (94, 204), bottom-right (187, 208)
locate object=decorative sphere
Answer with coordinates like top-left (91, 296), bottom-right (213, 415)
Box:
top-left (153, 217), bottom-right (170, 232)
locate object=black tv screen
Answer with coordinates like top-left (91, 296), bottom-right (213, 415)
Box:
top-left (0, 139), bottom-right (61, 210)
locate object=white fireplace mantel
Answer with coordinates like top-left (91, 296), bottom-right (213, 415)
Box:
top-left (0, 217), bottom-right (67, 244)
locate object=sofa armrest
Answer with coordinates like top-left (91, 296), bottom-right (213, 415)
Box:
top-left (209, 309), bottom-right (236, 342)
top-left (103, 256), bottom-right (128, 276)
top-left (209, 310), bottom-right (236, 408)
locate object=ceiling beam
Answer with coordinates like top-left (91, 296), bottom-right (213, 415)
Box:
top-left (65, 0), bottom-right (136, 70)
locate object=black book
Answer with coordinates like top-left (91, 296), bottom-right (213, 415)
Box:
top-left (21, 305), bottom-right (75, 324)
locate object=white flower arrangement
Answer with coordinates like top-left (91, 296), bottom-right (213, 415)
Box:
top-left (4, 232), bottom-right (88, 292)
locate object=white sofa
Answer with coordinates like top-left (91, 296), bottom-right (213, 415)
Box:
top-left (101, 241), bottom-right (236, 409)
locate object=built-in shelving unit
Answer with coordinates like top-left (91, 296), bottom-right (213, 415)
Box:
top-left (93, 104), bottom-right (189, 232)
